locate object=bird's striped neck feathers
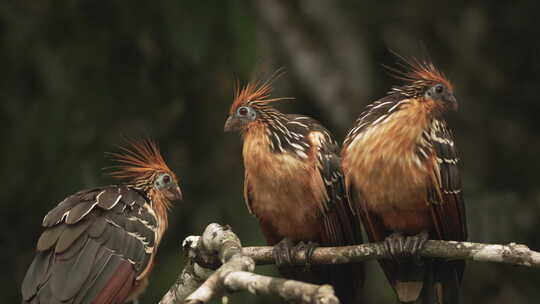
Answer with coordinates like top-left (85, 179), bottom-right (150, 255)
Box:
top-left (107, 139), bottom-right (176, 227)
top-left (344, 56), bottom-right (454, 150)
top-left (231, 75), bottom-right (312, 159)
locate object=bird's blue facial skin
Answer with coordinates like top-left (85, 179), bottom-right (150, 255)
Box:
top-left (236, 106), bottom-right (257, 121)
top-left (155, 173), bottom-right (172, 189)
top-left (424, 83), bottom-right (457, 111)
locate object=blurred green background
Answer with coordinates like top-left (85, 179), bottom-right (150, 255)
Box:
top-left (4, 1), bottom-right (540, 303)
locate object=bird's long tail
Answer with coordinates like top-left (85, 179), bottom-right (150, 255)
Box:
top-left (392, 259), bottom-right (463, 304)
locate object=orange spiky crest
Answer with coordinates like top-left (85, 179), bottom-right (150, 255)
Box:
top-left (387, 54), bottom-right (453, 94)
top-left (229, 71), bottom-right (292, 114)
top-left (107, 139), bottom-right (178, 225)
top-left (108, 139), bottom-right (175, 183)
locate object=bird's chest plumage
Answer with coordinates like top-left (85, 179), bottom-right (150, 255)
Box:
top-left (344, 109), bottom-right (436, 233)
top-left (242, 128), bottom-right (324, 242)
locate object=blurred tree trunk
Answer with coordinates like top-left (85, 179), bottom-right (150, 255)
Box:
top-left (253, 0), bottom-right (373, 131)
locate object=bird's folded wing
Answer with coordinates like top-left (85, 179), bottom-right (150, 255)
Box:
top-left (22, 185), bottom-right (158, 304)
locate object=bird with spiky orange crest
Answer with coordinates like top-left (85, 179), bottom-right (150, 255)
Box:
top-left (21, 139), bottom-right (182, 304)
top-left (342, 56), bottom-right (467, 304)
top-left (224, 73), bottom-right (364, 303)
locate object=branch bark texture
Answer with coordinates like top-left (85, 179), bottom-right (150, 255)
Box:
top-left (160, 223), bottom-right (540, 304)
top-left (160, 224), bottom-right (338, 304)
top-left (243, 240), bottom-right (540, 268)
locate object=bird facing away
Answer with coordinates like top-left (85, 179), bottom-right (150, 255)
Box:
top-left (224, 75), bottom-right (364, 303)
top-left (21, 139), bottom-right (182, 304)
top-left (342, 57), bottom-right (467, 304)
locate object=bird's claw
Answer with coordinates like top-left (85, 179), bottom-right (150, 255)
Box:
top-left (406, 231), bottom-right (429, 265)
top-left (294, 241), bottom-right (319, 271)
top-left (273, 238), bottom-right (296, 268)
top-left (384, 232), bottom-right (405, 261)
top-left (384, 231), bottom-right (429, 262)
top-left (406, 231), bottom-right (429, 257)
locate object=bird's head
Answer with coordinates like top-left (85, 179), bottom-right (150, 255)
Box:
top-left (224, 74), bottom-right (291, 133)
top-left (107, 139), bottom-right (182, 207)
top-left (390, 56), bottom-right (457, 115)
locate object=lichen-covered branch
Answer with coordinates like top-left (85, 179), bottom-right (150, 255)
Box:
top-left (224, 272), bottom-right (337, 304)
top-left (243, 240), bottom-right (540, 268)
top-left (159, 236), bottom-right (214, 303)
top-left (160, 223), bottom-right (540, 304)
top-left (159, 224), bottom-right (338, 304)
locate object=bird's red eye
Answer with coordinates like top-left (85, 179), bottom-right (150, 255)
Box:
top-left (238, 107), bottom-right (248, 116)
top-left (155, 174), bottom-right (172, 189)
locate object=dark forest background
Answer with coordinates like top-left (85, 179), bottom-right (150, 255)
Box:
top-left (3, 1), bottom-right (540, 303)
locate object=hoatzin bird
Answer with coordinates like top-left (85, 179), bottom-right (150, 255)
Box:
top-left (224, 75), bottom-right (364, 303)
top-left (342, 57), bottom-right (467, 304)
top-left (21, 139), bottom-right (182, 304)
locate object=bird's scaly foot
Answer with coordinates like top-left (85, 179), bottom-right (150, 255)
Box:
top-left (273, 238), bottom-right (296, 268)
top-left (294, 241), bottom-right (319, 271)
top-left (384, 231), bottom-right (429, 262)
top-left (404, 231), bottom-right (429, 265)
top-left (384, 232), bottom-right (406, 261)
top-left (404, 231), bottom-right (429, 257)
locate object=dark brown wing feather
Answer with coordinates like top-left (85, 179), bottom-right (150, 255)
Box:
top-left (243, 115), bottom-right (365, 303)
top-left (22, 185), bottom-right (158, 304)
top-left (348, 121), bottom-right (467, 303)
top-left (346, 180), bottom-right (399, 284)
top-left (315, 133), bottom-right (365, 304)
top-left (284, 115), bottom-right (364, 247)
top-left (242, 172), bottom-right (255, 216)
top-left (428, 120), bottom-right (467, 243)
top-left (292, 118), bottom-right (364, 303)
top-left (427, 120), bottom-right (467, 303)
top-left (91, 261), bottom-right (137, 304)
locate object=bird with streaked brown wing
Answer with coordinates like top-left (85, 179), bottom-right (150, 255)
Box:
top-left (224, 74), bottom-right (364, 303)
top-left (21, 139), bottom-right (182, 304)
top-left (342, 56), bottom-right (467, 304)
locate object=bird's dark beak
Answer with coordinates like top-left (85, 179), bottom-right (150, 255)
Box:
top-left (224, 115), bottom-right (242, 132)
top-left (165, 185), bottom-right (183, 201)
top-left (446, 94), bottom-right (458, 111)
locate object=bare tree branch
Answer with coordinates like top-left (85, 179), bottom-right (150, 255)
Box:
top-left (160, 223), bottom-right (540, 304)
top-left (160, 224), bottom-right (338, 304)
top-left (243, 240), bottom-right (540, 268)
top-left (159, 236), bottom-right (215, 303)
top-left (224, 271), bottom-right (337, 304)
